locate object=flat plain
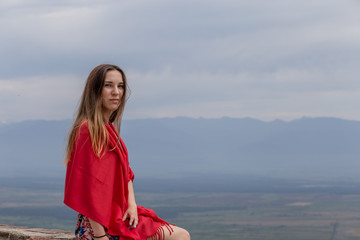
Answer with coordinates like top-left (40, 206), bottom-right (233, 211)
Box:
top-left (1, 178), bottom-right (360, 240)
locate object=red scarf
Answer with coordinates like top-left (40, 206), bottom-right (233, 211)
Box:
top-left (64, 121), bottom-right (172, 239)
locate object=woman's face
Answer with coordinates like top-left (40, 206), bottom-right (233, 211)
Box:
top-left (101, 70), bottom-right (124, 119)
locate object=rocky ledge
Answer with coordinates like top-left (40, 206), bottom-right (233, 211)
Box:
top-left (0, 224), bottom-right (75, 240)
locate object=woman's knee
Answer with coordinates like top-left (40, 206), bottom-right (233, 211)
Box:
top-left (181, 229), bottom-right (191, 240)
top-left (174, 227), bottom-right (190, 240)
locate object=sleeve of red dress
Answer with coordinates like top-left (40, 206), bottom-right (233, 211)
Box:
top-left (64, 122), bottom-right (113, 228)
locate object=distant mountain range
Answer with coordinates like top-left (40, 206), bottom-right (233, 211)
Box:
top-left (0, 117), bottom-right (359, 181)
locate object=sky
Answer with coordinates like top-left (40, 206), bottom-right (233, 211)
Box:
top-left (0, 0), bottom-right (360, 123)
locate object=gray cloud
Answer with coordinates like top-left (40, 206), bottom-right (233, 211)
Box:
top-left (1, 0), bottom-right (360, 122)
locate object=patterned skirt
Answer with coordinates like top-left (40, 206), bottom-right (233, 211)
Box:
top-left (75, 213), bottom-right (173, 240)
top-left (75, 214), bottom-right (119, 240)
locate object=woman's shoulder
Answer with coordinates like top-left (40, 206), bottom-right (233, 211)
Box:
top-left (79, 119), bottom-right (89, 128)
top-left (75, 119), bottom-right (90, 138)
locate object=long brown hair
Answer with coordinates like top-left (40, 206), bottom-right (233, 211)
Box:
top-left (64, 64), bottom-right (129, 165)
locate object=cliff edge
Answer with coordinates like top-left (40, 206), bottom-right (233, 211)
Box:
top-left (0, 224), bottom-right (75, 240)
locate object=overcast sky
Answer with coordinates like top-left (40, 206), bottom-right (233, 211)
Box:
top-left (1, 0), bottom-right (360, 123)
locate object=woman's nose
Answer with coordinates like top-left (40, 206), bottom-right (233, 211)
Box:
top-left (113, 87), bottom-right (120, 95)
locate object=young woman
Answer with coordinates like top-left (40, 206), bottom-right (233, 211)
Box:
top-left (64, 64), bottom-right (190, 240)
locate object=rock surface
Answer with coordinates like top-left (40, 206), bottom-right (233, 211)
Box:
top-left (0, 224), bottom-right (75, 240)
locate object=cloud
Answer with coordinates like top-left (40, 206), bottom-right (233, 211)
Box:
top-left (124, 67), bottom-right (360, 121)
top-left (0, 75), bottom-right (83, 121)
top-left (0, 0), bottom-right (360, 121)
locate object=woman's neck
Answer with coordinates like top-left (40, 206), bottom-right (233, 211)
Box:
top-left (103, 110), bottom-right (111, 123)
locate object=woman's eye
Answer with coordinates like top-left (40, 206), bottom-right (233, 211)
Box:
top-left (118, 85), bottom-right (124, 88)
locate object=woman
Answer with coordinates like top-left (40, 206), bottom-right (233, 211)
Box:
top-left (64, 64), bottom-right (190, 240)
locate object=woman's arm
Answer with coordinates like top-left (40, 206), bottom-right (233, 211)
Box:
top-left (127, 180), bottom-right (137, 208)
top-left (122, 180), bottom-right (138, 228)
top-left (88, 218), bottom-right (108, 239)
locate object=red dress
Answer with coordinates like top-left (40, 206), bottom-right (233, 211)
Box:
top-left (64, 121), bottom-right (173, 240)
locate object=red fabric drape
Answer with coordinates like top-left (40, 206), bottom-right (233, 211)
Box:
top-left (64, 121), bottom-right (172, 239)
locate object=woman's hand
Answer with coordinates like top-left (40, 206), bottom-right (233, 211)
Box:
top-left (122, 204), bottom-right (138, 228)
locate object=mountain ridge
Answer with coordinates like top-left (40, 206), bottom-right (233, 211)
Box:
top-left (0, 116), bottom-right (359, 181)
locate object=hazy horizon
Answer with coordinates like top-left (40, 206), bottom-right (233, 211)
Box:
top-left (1, 116), bottom-right (359, 181)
